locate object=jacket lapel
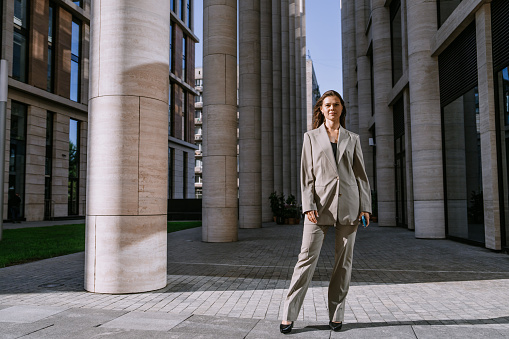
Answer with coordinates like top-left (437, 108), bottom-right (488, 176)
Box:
top-left (316, 124), bottom-right (338, 173)
top-left (336, 126), bottom-right (349, 164)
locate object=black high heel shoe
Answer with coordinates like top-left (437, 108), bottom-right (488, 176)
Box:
top-left (329, 321), bottom-right (342, 332)
top-left (280, 321), bottom-right (294, 334)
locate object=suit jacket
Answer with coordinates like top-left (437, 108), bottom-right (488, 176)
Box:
top-left (301, 124), bottom-right (371, 226)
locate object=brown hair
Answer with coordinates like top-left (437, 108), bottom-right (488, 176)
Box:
top-left (312, 90), bottom-right (347, 129)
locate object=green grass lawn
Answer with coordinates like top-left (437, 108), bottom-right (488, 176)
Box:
top-left (0, 221), bottom-right (201, 268)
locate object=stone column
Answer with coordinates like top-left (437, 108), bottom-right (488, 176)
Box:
top-left (354, 0), bottom-right (374, 195)
top-left (261, 0), bottom-right (274, 222)
top-left (406, 0), bottom-right (445, 238)
top-left (239, 0), bottom-right (262, 229)
top-left (300, 0), bottom-right (307, 136)
top-left (202, 0), bottom-right (238, 241)
top-left (272, 0), bottom-right (283, 194)
top-left (85, 0), bottom-right (169, 293)
top-left (347, 0), bottom-right (358, 134)
top-left (281, 0), bottom-right (291, 195)
top-left (371, 0), bottom-right (396, 227)
top-left (341, 0), bottom-right (349, 117)
top-left (294, 0), bottom-right (302, 204)
top-left (289, 0), bottom-right (297, 197)
top-left (476, 4), bottom-right (501, 250)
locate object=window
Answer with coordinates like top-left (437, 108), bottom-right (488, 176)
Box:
top-left (497, 66), bottom-right (509, 248)
top-left (180, 0), bottom-right (185, 21)
top-left (68, 119), bottom-right (80, 215)
top-left (9, 101), bottom-right (27, 220)
top-left (195, 78), bottom-right (202, 86)
top-left (437, 0), bottom-right (462, 28)
top-left (194, 94), bottom-right (202, 103)
top-left (70, 18), bottom-right (81, 102)
top-left (47, 4), bottom-right (56, 92)
top-left (390, 0), bottom-right (403, 86)
top-left (183, 152), bottom-right (188, 197)
top-left (171, 0), bottom-right (176, 12)
top-left (72, 0), bottom-right (82, 8)
top-left (443, 87), bottom-right (483, 243)
top-left (45, 112), bottom-right (54, 219)
top-left (168, 148), bottom-right (174, 198)
top-left (187, 0), bottom-right (191, 28)
top-left (170, 23), bottom-right (173, 73)
top-left (182, 36), bottom-right (187, 82)
top-left (169, 83), bottom-right (174, 136)
top-left (13, 0), bottom-right (29, 82)
top-left (182, 91), bottom-right (187, 140)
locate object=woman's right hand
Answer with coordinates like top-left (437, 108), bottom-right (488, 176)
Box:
top-left (306, 210), bottom-right (319, 223)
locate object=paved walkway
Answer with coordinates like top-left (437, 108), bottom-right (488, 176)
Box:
top-left (1, 222), bottom-right (509, 338)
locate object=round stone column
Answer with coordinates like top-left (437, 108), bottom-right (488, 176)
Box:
top-left (85, 0), bottom-right (170, 293)
top-left (272, 0), bottom-right (283, 193)
top-left (239, 0), bottom-right (262, 228)
top-left (407, 0), bottom-right (445, 238)
top-left (202, 0), bottom-right (238, 242)
top-left (261, 0), bottom-right (274, 222)
top-left (289, 0), bottom-right (297, 197)
top-left (281, 0), bottom-right (291, 196)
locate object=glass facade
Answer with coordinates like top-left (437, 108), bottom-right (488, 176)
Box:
top-left (70, 18), bottom-right (81, 102)
top-left (182, 36), bottom-right (187, 82)
top-left (497, 66), bottom-right (509, 248)
top-left (443, 87), bottom-right (484, 243)
top-left (47, 4), bottom-right (55, 92)
top-left (9, 101), bottom-right (27, 220)
top-left (170, 23), bottom-right (173, 72)
top-left (68, 119), bottom-right (80, 215)
top-left (187, 0), bottom-right (191, 27)
top-left (438, 0), bottom-right (462, 27)
top-left (180, 0), bottom-right (185, 21)
top-left (13, 0), bottom-right (28, 82)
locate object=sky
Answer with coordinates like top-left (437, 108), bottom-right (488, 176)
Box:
top-left (193, 0), bottom-right (343, 96)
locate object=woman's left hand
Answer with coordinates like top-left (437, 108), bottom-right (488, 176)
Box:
top-left (358, 212), bottom-right (370, 227)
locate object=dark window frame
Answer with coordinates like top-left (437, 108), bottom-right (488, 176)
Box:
top-left (47, 3), bottom-right (56, 92)
top-left (68, 118), bottom-right (80, 216)
top-left (390, 0), bottom-right (403, 86)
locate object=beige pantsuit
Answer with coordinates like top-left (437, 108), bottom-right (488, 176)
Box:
top-left (282, 124), bottom-right (371, 322)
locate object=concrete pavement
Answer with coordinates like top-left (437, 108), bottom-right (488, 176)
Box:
top-left (1, 221), bottom-right (509, 338)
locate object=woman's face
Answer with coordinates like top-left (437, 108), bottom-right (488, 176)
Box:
top-left (321, 95), bottom-right (342, 124)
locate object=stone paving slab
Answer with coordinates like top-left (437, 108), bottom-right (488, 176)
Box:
top-left (100, 311), bottom-right (190, 331)
top-left (0, 305), bottom-right (67, 323)
top-left (1, 222), bottom-right (509, 338)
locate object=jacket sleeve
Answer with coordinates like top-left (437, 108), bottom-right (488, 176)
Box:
top-left (301, 133), bottom-right (317, 212)
top-left (353, 135), bottom-right (372, 213)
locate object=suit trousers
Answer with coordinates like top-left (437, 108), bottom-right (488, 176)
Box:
top-left (282, 221), bottom-right (358, 322)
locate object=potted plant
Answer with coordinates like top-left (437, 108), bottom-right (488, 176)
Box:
top-left (371, 190), bottom-right (378, 222)
top-left (286, 194), bottom-right (297, 224)
top-left (276, 193), bottom-right (286, 224)
top-left (269, 191), bottom-right (279, 222)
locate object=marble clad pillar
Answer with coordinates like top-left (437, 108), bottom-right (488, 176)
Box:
top-left (85, 0), bottom-right (169, 293)
top-left (341, 0), bottom-right (349, 121)
top-left (300, 0), bottom-right (307, 137)
top-left (371, 0), bottom-right (396, 227)
top-left (281, 0), bottom-right (291, 195)
top-left (406, 0), bottom-right (445, 238)
top-left (354, 0), bottom-right (374, 196)
top-left (261, 0), bottom-right (274, 222)
top-left (289, 0), bottom-right (297, 197)
top-left (272, 0), bottom-right (283, 194)
top-left (294, 0), bottom-right (302, 204)
top-left (202, 0), bottom-right (238, 242)
top-left (239, 0), bottom-right (262, 229)
top-left (476, 4), bottom-right (501, 250)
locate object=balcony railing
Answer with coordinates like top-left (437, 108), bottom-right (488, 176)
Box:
top-left (195, 134), bottom-right (202, 141)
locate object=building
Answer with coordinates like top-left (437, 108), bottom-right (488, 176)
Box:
top-left (168, 0), bottom-right (199, 201)
top-left (342, 0), bottom-right (509, 251)
top-left (306, 57), bottom-right (320, 130)
top-left (1, 0), bottom-right (196, 224)
top-left (194, 67), bottom-right (203, 198)
top-left (1, 0), bottom-right (90, 221)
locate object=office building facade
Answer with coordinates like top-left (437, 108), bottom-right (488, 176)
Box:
top-left (342, 0), bottom-right (509, 251)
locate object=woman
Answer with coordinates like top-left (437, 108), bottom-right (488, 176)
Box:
top-left (280, 90), bottom-right (371, 334)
